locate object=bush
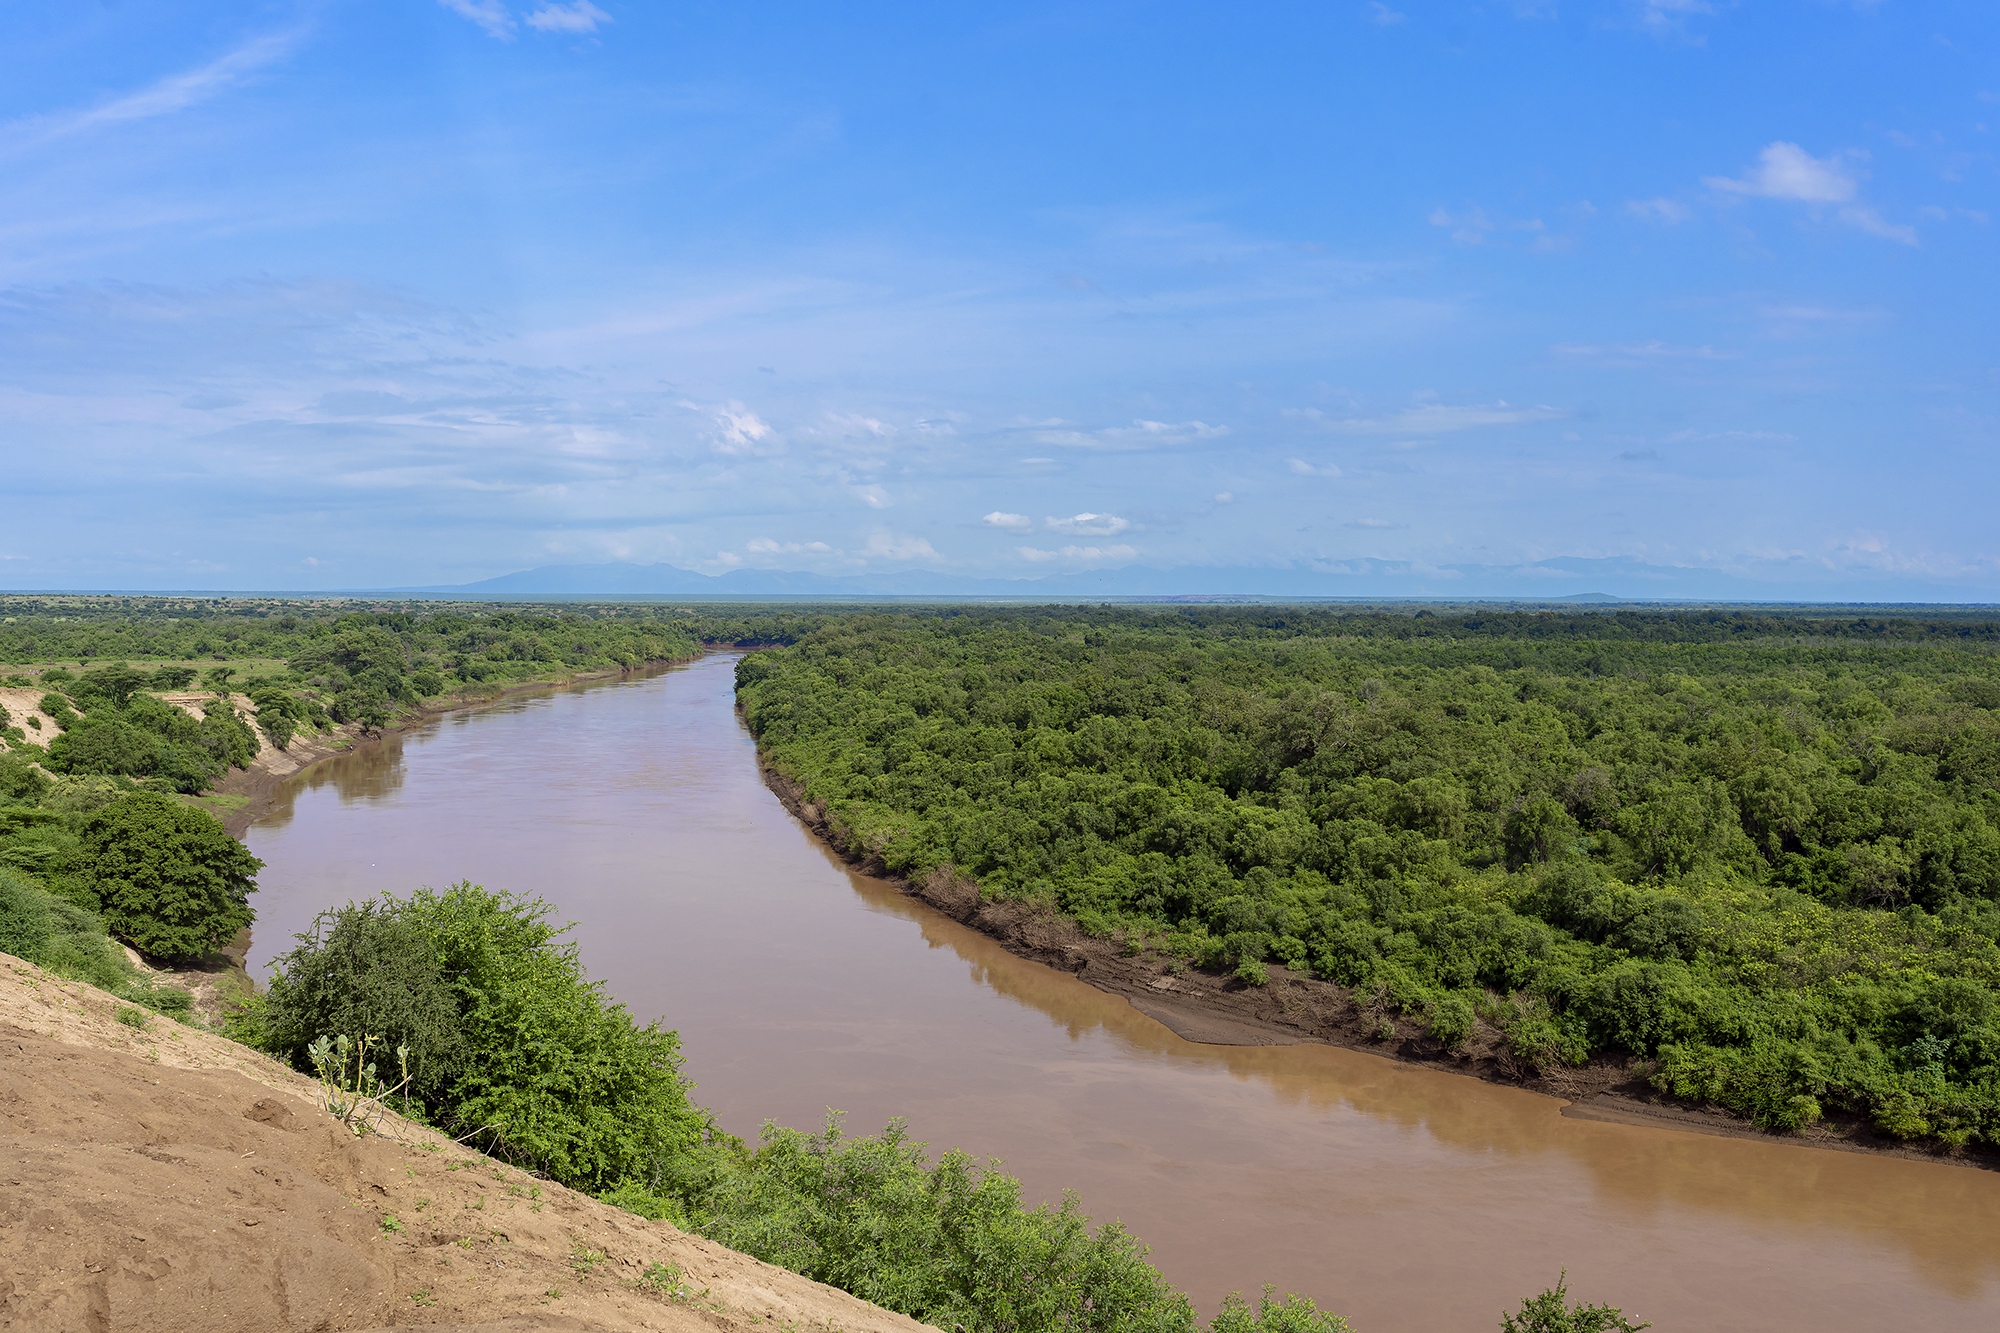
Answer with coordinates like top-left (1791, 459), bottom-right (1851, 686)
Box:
top-left (0, 751), bottom-right (50, 804)
top-left (1210, 1288), bottom-right (1352, 1333)
top-left (74, 792), bottom-right (261, 961)
top-left (262, 899), bottom-right (467, 1102)
top-left (0, 867), bottom-right (194, 1015)
top-left (261, 882), bottom-right (713, 1192)
top-left (694, 1115), bottom-right (1199, 1333)
top-left (1501, 1274), bottom-right (1649, 1333)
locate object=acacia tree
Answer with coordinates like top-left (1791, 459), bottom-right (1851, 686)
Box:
top-left (77, 792), bottom-right (262, 961)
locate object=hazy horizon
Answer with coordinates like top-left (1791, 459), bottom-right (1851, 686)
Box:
top-left (5, 3), bottom-right (1996, 599)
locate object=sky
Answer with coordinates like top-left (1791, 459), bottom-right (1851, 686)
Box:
top-left (2, 1), bottom-right (1996, 598)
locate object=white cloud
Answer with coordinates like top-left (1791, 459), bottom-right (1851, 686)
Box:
top-left (1045, 512), bottom-right (1130, 536)
top-left (1214, 492), bottom-right (1234, 503)
top-left (1553, 341), bottom-right (1729, 362)
top-left (1017, 544), bottom-right (1138, 563)
top-left (2, 31), bottom-right (302, 150)
top-left (1023, 418), bottom-right (1228, 450)
top-left (1346, 518), bottom-right (1396, 528)
top-left (1429, 206), bottom-right (1494, 245)
top-left (1706, 142), bottom-right (1856, 203)
top-left (526, 2), bottom-right (611, 34)
top-left (860, 532), bottom-right (940, 563)
top-left (1290, 401), bottom-right (1561, 434)
top-left (710, 402), bottom-right (776, 455)
top-left (855, 484), bottom-right (890, 509)
top-left (1368, 3), bottom-right (1407, 25)
top-left (1838, 206), bottom-right (1919, 246)
top-left (1706, 143), bottom-right (1917, 244)
top-left (1635, 0), bottom-right (1714, 38)
top-left (1627, 197), bottom-right (1690, 224)
top-left (439, 0), bottom-right (518, 40)
top-left (983, 511), bottom-right (1032, 530)
top-left (1288, 458), bottom-right (1343, 477)
top-left (747, 538), bottom-right (833, 555)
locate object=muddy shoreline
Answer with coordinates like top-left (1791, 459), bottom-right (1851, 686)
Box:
top-left (754, 757), bottom-right (1998, 1172)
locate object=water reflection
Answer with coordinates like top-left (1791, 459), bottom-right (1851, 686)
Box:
top-left (245, 653), bottom-right (2000, 1332)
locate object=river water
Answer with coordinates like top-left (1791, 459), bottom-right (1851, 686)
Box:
top-left (243, 655), bottom-right (2000, 1333)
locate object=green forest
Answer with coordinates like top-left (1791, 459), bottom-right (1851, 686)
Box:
top-left (738, 607), bottom-right (2000, 1148)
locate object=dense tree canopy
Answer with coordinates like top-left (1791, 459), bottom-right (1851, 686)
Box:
top-left (739, 608), bottom-right (2000, 1147)
top-left (75, 791), bottom-right (262, 960)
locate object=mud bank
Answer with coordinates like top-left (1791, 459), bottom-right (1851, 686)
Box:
top-left (757, 760), bottom-right (1997, 1172)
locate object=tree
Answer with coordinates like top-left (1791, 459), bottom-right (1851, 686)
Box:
top-left (1501, 1274), bottom-right (1648, 1333)
top-left (76, 792), bottom-right (262, 961)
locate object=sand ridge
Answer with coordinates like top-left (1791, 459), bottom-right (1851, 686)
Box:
top-left (0, 952), bottom-right (931, 1333)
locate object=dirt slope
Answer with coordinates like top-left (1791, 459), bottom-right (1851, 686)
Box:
top-left (0, 952), bottom-right (930, 1333)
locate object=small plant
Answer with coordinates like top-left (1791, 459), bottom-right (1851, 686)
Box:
top-left (569, 1241), bottom-right (606, 1277)
top-left (415, 1197), bottom-right (430, 1211)
top-left (114, 1005), bottom-right (149, 1029)
top-left (409, 1288), bottom-right (436, 1307)
top-left (1235, 958), bottom-right (1269, 987)
top-left (546, 1286), bottom-right (562, 1301)
top-left (1501, 1274), bottom-right (1650, 1333)
top-left (1371, 1015), bottom-right (1397, 1042)
top-left (642, 1261), bottom-right (694, 1299)
top-left (306, 1033), bottom-right (411, 1136)
top-left (380, 1215), bottom-right (405, 1234)
top-left (455, 1236), bottom-right (475, 1251)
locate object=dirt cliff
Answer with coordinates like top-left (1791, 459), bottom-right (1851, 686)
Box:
top-left (0, 952), bottom-right (930, 1333)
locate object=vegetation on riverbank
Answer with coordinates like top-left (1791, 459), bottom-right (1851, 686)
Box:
top-left (738, 607), bottom-right (2000, 1149)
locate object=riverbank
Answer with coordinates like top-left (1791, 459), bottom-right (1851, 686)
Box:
top-left (757, 759), bottom-right (1999, 1172)
top-left (207, 655), bottom-right (706, 840)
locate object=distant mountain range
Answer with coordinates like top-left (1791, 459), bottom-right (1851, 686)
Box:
top-left (391, 555), bottom-right (1935, 602)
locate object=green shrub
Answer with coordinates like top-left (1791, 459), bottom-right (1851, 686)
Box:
top-left (0, 867), bottom-right (193, 1015)
top-left (262, 899), bottom-right (467, 1102)
top-left (1210, 1287), bottom-right (1352, 1333)
top-left (74, 792), bottom-right (261, 961)
top-left (261, 882), bottom-right (713, 1192)
top-left (1500, 1274), bottom-right (1649, 1333)
top-left (0, 751), bottom-right (49, 803)
top-left (694, 1115), bottom-right (1198, 1333)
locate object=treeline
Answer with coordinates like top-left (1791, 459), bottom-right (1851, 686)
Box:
top-left (737, 608), bottom-right (2000, 1147)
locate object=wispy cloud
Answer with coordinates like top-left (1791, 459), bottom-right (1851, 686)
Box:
top-left (1045, 512), bottom-right (1130, 536)
top-left (1553, 341), bottom-right (1730, 363)
top-left (982, 511), bottom-right (1032, 530)
top-left (2, 30), bottom-right (302, 151)
top-left (439, 1), bottom-right (517, 41)
top-left (1368, 3), bottom-right (1408, 25)
top-left (1707, 142), bottom-right (1857, 203)
top-left (1288, 458), bottom-right (1343, 477)
top-left (1019, 418), bottom-right (1228, 450)
top-left (1705, 142), bottom-right (1917, 244)
top-left (1018, 544), bottom-right (1137, 563)
top-left (1627, 197), bottom-right (1690, 224)
top-left (526, 3), bottom-right (612, 34)
top-left (1289, 401), bottom-right (1562, 434)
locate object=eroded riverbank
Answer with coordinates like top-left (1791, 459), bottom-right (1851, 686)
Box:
top-left (759, 761), bottom-right (1998, 1171)
top-left (241, 653), bottom-right (2000, 1332)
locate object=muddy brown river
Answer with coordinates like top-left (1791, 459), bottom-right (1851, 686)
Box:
top-left (244, 655), bottom-right (2000, 1332)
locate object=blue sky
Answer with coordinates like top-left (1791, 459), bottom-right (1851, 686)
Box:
top-left (2, 1), bottom-right (1996, 596)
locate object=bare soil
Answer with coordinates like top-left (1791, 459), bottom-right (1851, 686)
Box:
top-left (0, 950), bottom-right (930, 1333)
top-left (759, 761), bottom-right (1998, 1172)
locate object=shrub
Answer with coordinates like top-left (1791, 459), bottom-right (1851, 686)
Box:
top-left (0, 751), bottom-right (50, 804)
top-left (0, 867), bottom-right (193, 1015)
top-left (260, 882), bottom-right (713, 1192)
top-left (262, 899), bottom-right (467, 1102)
top-left (1501, 1274), bottom-right (1649, 1333)
top-left (74, 792), bottom-right (262, 961)
top-left (695, 1115), bottom-right (1199, 1333)
top-left (1210, 1287), bottom-right (1352, 1333)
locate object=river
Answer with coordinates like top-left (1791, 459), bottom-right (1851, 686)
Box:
top-left (243, 654), bottom-right (2000, 1333)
